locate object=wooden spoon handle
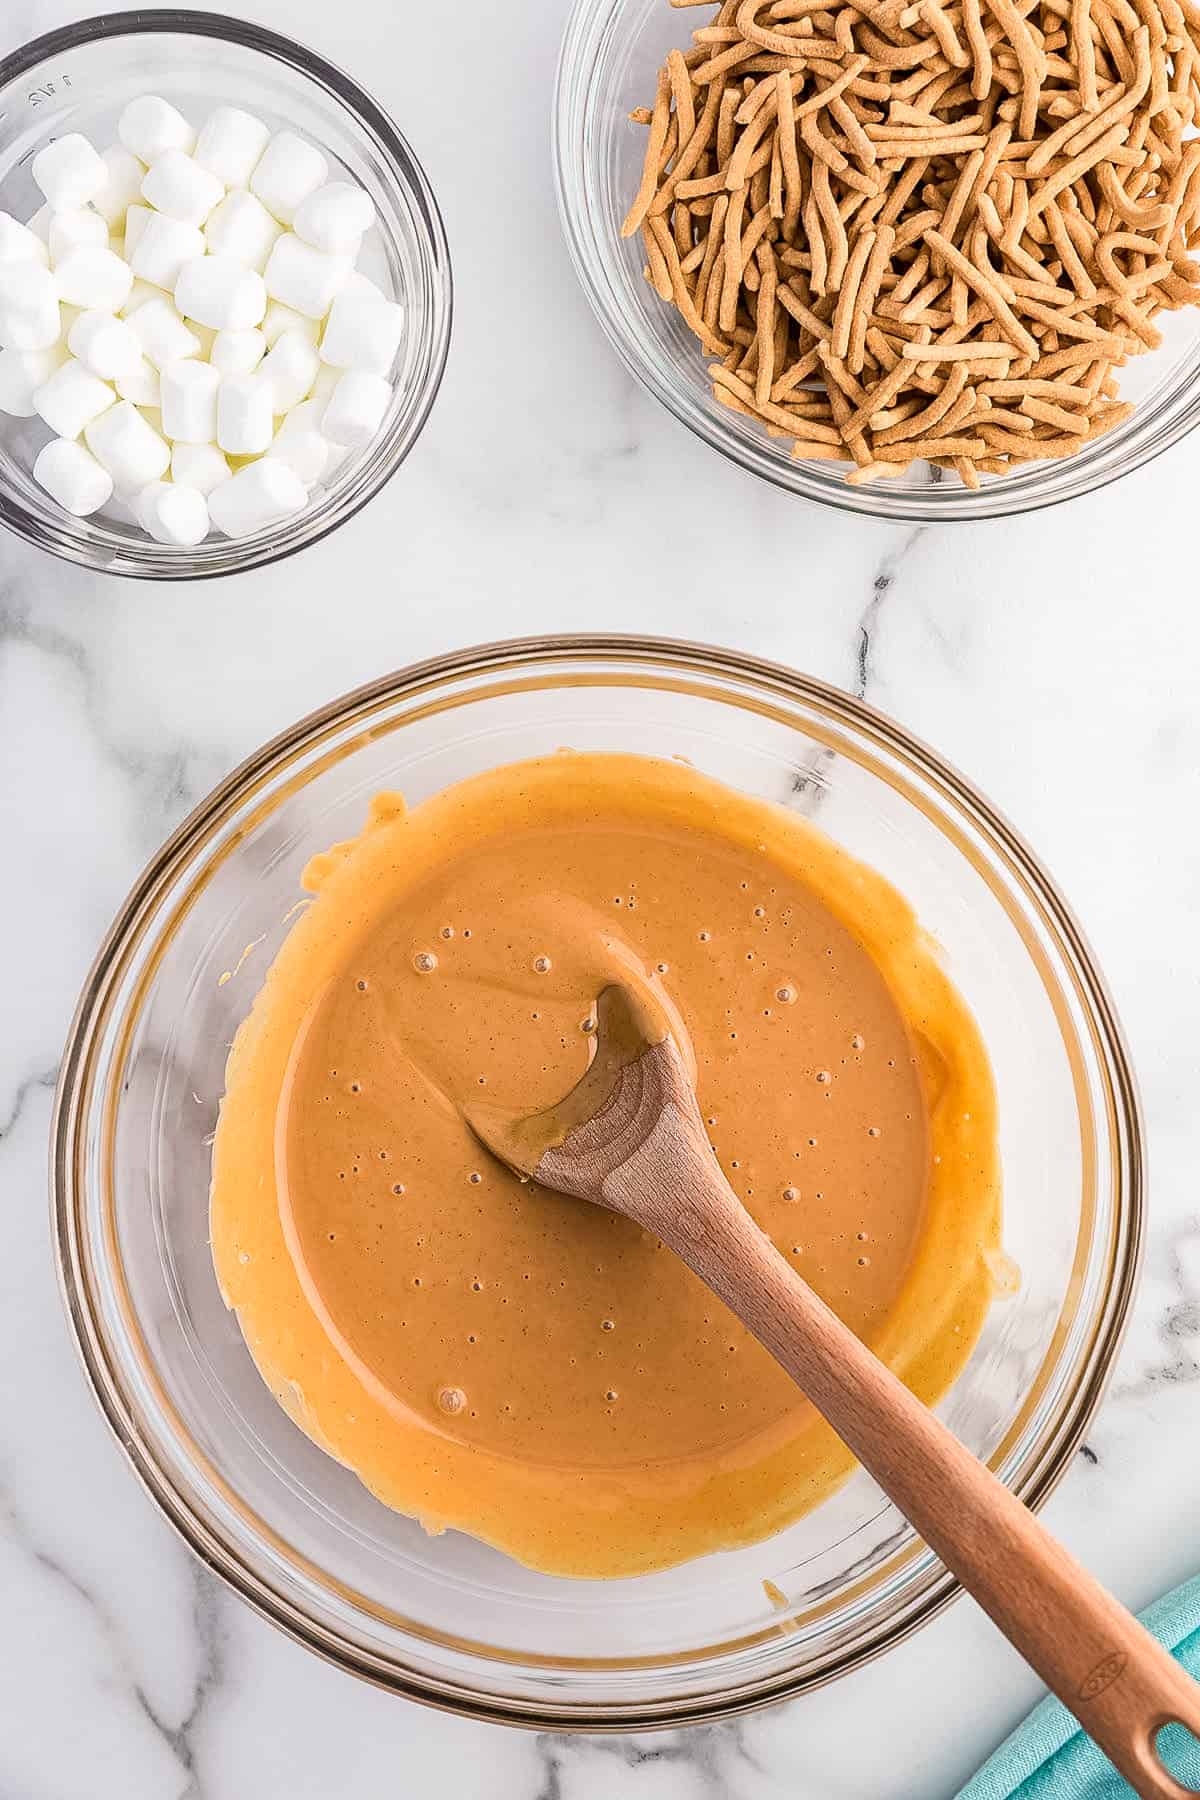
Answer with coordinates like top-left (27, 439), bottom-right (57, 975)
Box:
top-left (625, 1122), bottom-right (1200, 1800)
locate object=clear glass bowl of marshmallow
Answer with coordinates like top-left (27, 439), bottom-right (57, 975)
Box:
top-left (0, 12), bottom-right (451, 578)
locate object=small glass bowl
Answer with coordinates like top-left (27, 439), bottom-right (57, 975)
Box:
top-left (53, 636), bottom-right (1142, 1728)
top-left (554, 0), bottom-right (1200, 522)
top-left (0, 12), bottom-right (452, 578)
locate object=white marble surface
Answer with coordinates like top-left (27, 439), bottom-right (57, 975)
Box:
top-left (3, 1), bottom-right (1200, 1795)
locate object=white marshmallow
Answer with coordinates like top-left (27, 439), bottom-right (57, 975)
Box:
top-left (320, 369), bottom-right (390, 447)
top-left (127, 296), bottom-right (200, 368)
top-left (0, 344), bottom-right (65, 416)
top-left (92, 144), bottom-right (145, 229)
top-left (194, 107), bottom-right (272, 187)
top-left (171, 440), bottom-right (231, 496)
top-left (0, 263), bottom-right (62, 351)
top-left (118, 96), bottom-right (196, 164)
top-left (67, 309), bottom-right (143, 380)
top-left (48, 206), bottom-right (109, 265)
top-left (188, 321), bottom-right (218, 360)
top-left (266, 399), bottom-right (333, 484)
top-left (260, 300), bottom-right (320, 349)
top-left (116, 355), bottom-right (160, 407)
top-left (259, 329), bottom-right (319, 412)
top-left (120, 277), bottom-right (164, 318)
top-left (0, 211), bottom-right (51, 268)
top-left (33, 436), bottom-right (114, 515)
top-left (160, 358), bottom-right (221, 442)
top-left (141, 150), bottom-right (225, 227)
top-left (123, 205), bottom-right (153, 261)
top-left (250, 132), bottom-right (328, 226)
top-left (263, 233), bottom-right (350, 320)
top-left (133, 478), bottom-right (171, 529)
top-left (33, 357), bottom-right (116, 438)
top-left (26, 207), bottom-right (52, 245)
top-left (308, 361), bottom-right (341, 405)
top-left (339, 268), bottom-right (387, 303)
top-left (319, 291), bottom-right (405, 376)
top-left (138, 479), bottom-right (211, 545)
top-left (217, 374), bottom-right (274, 454)
top-left (293, 181), bottom-right (376, 255)
top-left (131, 212), bottom-right (206, 290)
top-left (210, 326), bottom-right (266, 377)
top-left (204, 189), bottom-right (281, 274)
top-left (85, 400), bottom-right (171, 492)
top-left (209, 458), bottom-right (307, 537)
top-left (32, 134), bottom-right (107, 211)
top-left (175, 256), bottom-right (266, 331)
top-left (54, 244), bottom-right (133, 312)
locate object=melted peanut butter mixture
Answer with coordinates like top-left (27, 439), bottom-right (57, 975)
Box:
top-left (211, 753), bottom-right (1000, 1578)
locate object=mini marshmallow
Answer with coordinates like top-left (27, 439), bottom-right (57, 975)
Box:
top-left (33, 357), bottom-right (116, 439)
top-left (141, 150), bottom-right (225, 227)
top-left (27, 207), bottom-right (52, 245)
top-left (0, 211), bottom-right (50, 268)
top-left (250, 132), bottom-right (329, 226)
top-left (115, 355), bottom-right (160, 407)
top-left (123, 205), bottom-right (153, 262)
top-left (48, 206), bottom-right (109, 265)
top-left (85, 400), bottom-right (170, 492)
top-left (339, 268), bottom-right (387, 303)
top-left (119, 96), bottom-right (196, 164)
top-left (67, 309), bottom-right (143, 380)
top-left (266, 399), bottom-right (333, 484)
top-left (133, 478), bottom-right (171, 529)
top-left (320, 369), bottom-right (390, 447)
top-left (0, 344), bottom-right (65, 416)
top-left (319, 291), bottom-right (404, 376)
top-left (209, 458), bottom-right (307, 537)
top-left (194, 107), bottom-right (272, 188)
top-left (127, 296), bottom-right (201, 369)
top-left (217, 374), bottom-right (274, 455)
top-left (308, 361), bottom-right (341, 405)
top-left (263, 233), bottom-right (350, 320)
top-left (131, 213), bottom-right (206, 290)
top-left (259, 329), bottom-right (319, 412)
top-left (204, 189), bottom-right (281, 275)
top-left (33, 436), bottom-right (114, 515)
top-left (171, 440), bottom-right (231, 496)
top-left (92, 144), bottom-right (145, 229)
top-left (210, 326), bottom-right (266, 377)
top-left (54, 244), bottom-right (133, 312)
top-left (293, 181), bottom-right (376, 255)
top-left (32, 134), bottom-right (107, 211)
top-left (175, 256), bottom-right (266, 332)
top-left (0, 264), bottom-right (62, 351)
top-left (160, 358), bottom-right (221, 442)
top-left (138, 479), bottom-right (211, 545)
top-left (260, 301), bottom-right (320, 349)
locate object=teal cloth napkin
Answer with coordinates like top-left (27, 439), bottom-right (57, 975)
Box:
top-left (957, 1575), bottom-right (1200, 1798)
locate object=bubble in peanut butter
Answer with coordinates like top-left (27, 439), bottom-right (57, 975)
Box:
top-left (440, 925), bottom-right (455, 940)
top-left (532, 954), bottom-right (552, 974)
top-left (782, 1186), bottom-right (800, 1203)
top-left (437, 1386), bottom-right (466, 1416)
top-left (776, 985), bottom-right (797, 1005)
top-left (816, 1070), bottom-right (832, 1084)
top-left (413, 950), bottom-right (438, 974)
top-left (851, 1033), bottom-right (866, 1052)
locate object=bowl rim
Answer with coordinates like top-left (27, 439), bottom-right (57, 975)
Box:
top-left (51, 632), bottom-right (1145, 1727)
top-left (551, 0), bottom-right (1200, 524)
top-left (0, 9), bottom-right (453, 580)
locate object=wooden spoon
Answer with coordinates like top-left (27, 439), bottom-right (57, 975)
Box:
top-left (468, 985), bottom-right (1200, 1800)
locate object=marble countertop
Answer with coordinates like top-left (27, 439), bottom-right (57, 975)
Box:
top-left (3, 0), bottom-right (1200, 1794)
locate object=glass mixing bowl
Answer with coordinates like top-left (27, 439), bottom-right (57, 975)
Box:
top-left (53, 636), bottom-right (1142, 1727)
top-left (554, 0), bottom-right (1200, 523)
top-left (0, 12), bottom-right (451, 578)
